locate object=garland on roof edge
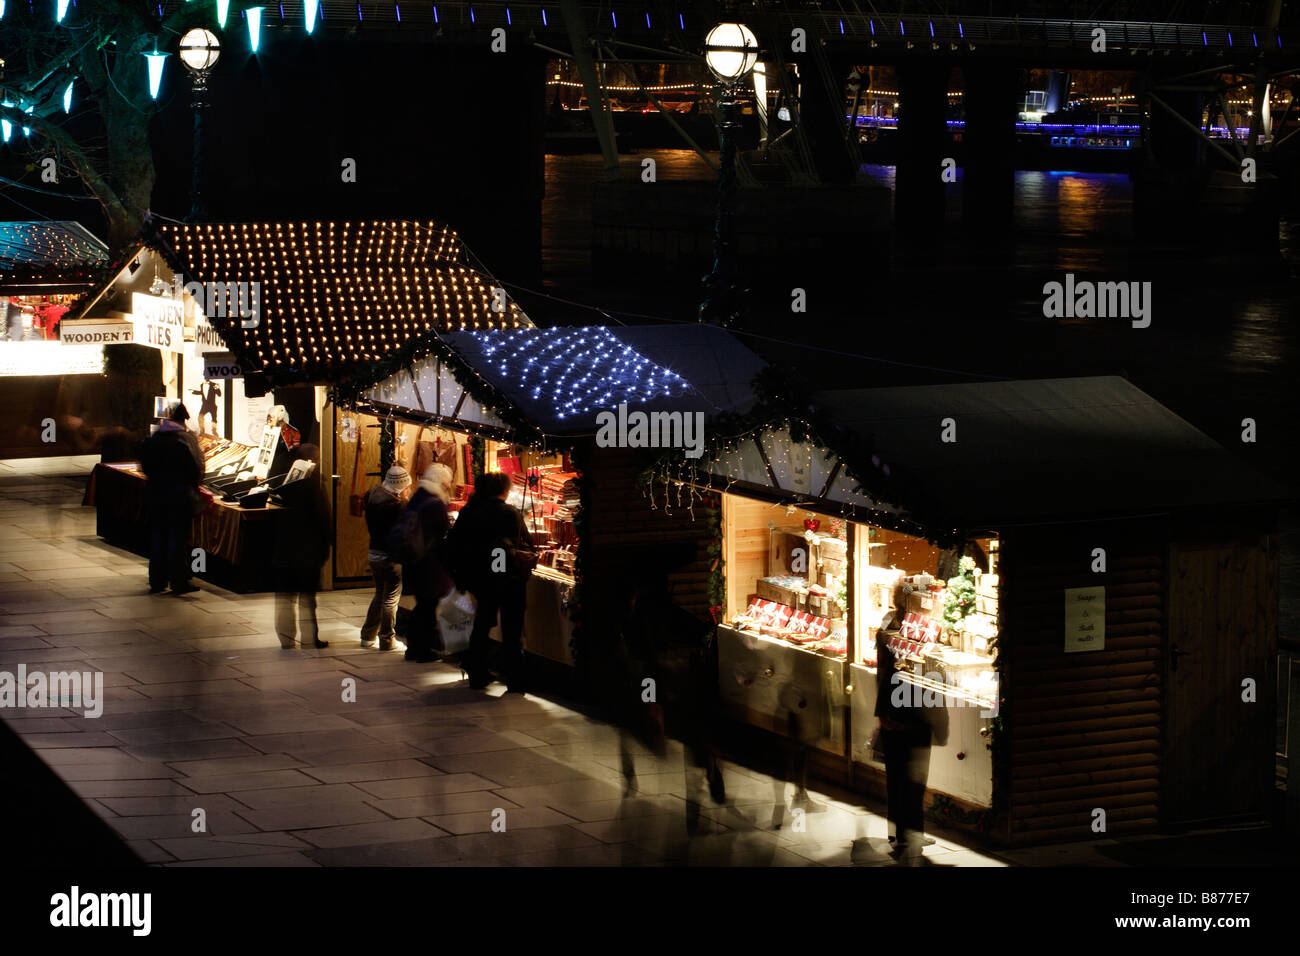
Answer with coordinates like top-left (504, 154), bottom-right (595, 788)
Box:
top-left (636, 366), bottom-right (966, 550)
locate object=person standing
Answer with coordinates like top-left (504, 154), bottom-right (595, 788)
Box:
top-left (138, 403), bottom-right (203, 595)
top-left (272, 444), bottom-right (331, 649)
top-left (360, 465), bottom-right (411, 651)
top-left (399, 464), bottom-right (453, 663)
top-left (446, 471), bottom-right (534, 692)
top-left (874, 640), bottom-right (946, 864)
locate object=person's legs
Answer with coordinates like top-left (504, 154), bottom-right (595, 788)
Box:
top-left (274, 571), bottom-right (297, 649)
top-left (147, 500), bottom-right (167, 591)
top-left (901, 731), bottom-right (932, 860)
top-left (361, 559), bottom-right (386, 644)
top-left (463, 588), bottom-right (500, 683)
top-left (499, 583), bottom-right (526, 690)
top-left (298, 587), bottom-right (319, 647)
top-left (381, 565), bottom-right (402, 639)
top-left (378, 563), bottom-right (402, 650)
top-left (167, 496), bottom-right (192, 590)
top-left (883, 727), bottom-right (907, 848)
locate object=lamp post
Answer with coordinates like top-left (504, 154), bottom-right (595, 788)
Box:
top-left (699, 22), bottom-right (758, 327)
top-left (178, 28), bottom-right (220, 223)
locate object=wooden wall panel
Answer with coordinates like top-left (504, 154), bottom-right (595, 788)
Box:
top-left (1001, 522), bottom-right (1164, 844)
top-left (723, 494), bottom-right (785, 618)
top-left (1164, 534), bottom-right (1277, 823)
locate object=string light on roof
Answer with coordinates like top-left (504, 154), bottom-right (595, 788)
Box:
top-left (471, 327), bottom-right (690, 420)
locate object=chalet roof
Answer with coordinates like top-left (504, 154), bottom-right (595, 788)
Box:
top-left (438, 323), bottom-right (766, 433)
top-left (813, 376), bottom-right (1288, 526)
top-left (0, 221), bottom-right (109, 291)
top-left (147, 220), bottom-right (529, 384)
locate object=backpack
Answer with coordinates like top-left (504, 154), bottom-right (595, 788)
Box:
top-left (385, 502), bottom-right (430, 566)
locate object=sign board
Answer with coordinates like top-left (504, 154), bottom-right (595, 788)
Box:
top-left (192, 317), bottom-right (228, 356)
top-left (1064, 586), bottom-right (1105, 653)
top-left (203, 352), bottom-right (243, 379)
top-left (59, 320), bottom-right (134, 346)
top-left (131, 292), bottom-right (185, 353)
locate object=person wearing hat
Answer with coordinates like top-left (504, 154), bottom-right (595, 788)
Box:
top-left (138, 402), bottom-right (204, 595)
top-left (360, 464), bottom-right (412, 650)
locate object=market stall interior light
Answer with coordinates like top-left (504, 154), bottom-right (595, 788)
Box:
top-left (216, 0), bottom-right (229, 28)
top-left (246, 6), bottom-right (264, 51)
top-left (62, 80), bottom-right (74, 113)
top-left (704, 22), bottom-right (758, 82)
top-left (304, 0), bottom-right (318, 33)
top-left (55, 0), bottom-right (69, 22)
top-left (144, 47), bottom-right (168, 100)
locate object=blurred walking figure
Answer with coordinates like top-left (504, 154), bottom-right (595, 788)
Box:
top-left (446, 472), bottom-right (534, 691)
top-left (393, 464), bottom-right (453, 663)
top-left (874, 640), bottom-right (947, 864)
top-left (770, 678), bottom-right (821, 829)
top-left (273, 444), bottom-right (331, 649)
top-left (361, 464), bottom-right (411, 651)
top-left (139, 403), bottom-right (203, 595)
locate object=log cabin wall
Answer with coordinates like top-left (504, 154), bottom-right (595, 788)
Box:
top-left (1163, 509), bottom-right (1278, 826)
top-left (999, 519), bottom-right (1165, 846)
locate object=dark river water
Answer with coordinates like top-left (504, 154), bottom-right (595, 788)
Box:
top-left (540, 150), bottom-right (1300, 667)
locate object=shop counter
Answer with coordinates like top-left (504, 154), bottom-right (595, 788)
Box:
top-left (716, 624), bottom-right (846, 755)
top-left (484, 565), bottom-right (576, 667)
top-left (84, 462), bottom-right (283, 593)
top-left (848, 662), bottom-right (994, 807)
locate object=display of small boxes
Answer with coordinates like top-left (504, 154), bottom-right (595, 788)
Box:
top-left (757, 578), bottom-right (803, 607)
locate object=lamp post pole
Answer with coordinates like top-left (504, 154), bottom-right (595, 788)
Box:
top-left (699, 79), bottom-right (744, 328)
top-left (189, 71), bottom-right (210, 223)
top-left (179, 29), bottom-right (221, 224)
top-left (699, 23), bottom-right (758, 328)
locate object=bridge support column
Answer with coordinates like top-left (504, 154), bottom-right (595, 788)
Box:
top-left (893, 61), bottom-right (949, 241)
top-left (961, 61), bottom-right (1019, 235)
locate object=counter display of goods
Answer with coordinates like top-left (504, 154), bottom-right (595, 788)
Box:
top-left (198, 435), bottom-right (256, 475)
top-left (732, 597), bottom-right (847, 659)
top-left (506, 465), bottom-right (579, 581)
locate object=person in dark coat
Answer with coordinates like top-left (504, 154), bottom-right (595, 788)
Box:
top-left (272, 444), bottom-right (331, 649)
top-left (138, 403), bottom-right (203, 595)
top-left (874, 639), bottom-right (947, 864)
top-left (445, 471), bottom-right (534, 692)
top-left (360, 464), bottom-right (411, 651)
top-left (402, 464), bottom-right (453, 663)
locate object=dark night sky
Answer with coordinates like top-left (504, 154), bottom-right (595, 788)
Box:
top-left (4, 29), bottom-right (548, 282)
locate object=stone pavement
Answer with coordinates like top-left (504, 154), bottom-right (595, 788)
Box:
top-left (2, 454), bottom-right (1280, 868)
